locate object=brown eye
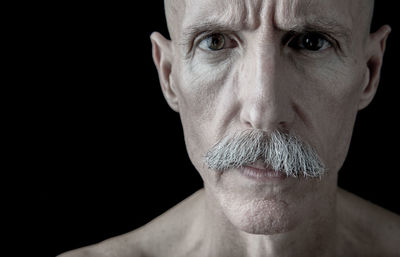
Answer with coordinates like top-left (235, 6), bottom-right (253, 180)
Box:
top-left (288, 32), bottom-right (332, 51)
top-left (200, 33), bottom-right (226, 51)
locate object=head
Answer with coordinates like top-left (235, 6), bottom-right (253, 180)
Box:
top-left (151, 0), bottom-right (390, 234)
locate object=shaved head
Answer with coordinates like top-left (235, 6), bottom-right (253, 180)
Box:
top-left (164, 0), bottom-right (185, 40)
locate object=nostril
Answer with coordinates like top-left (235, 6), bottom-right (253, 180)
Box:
top-left (244, 120), bottom-right (254, 129)
top-left (278, 121), bottom-right (290, 133)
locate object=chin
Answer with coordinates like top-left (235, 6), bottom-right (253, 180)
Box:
top-left (218, 193), bottom-right (298, 235)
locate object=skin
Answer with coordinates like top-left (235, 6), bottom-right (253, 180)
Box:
top-left (59, 0), bottom-right (400, 256)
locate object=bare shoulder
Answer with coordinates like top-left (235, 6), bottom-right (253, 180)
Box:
top-left (57, 189), bottom-right (205, 257)
top-left (337, 188), bottom-right (400, 256)
top-left (57, 231), bottom-right (145, 257)
top-left (133, 188), bottom-right (206, 256)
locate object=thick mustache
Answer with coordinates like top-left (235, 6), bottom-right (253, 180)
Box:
top-left (204, 129), bottom-right (326, 178)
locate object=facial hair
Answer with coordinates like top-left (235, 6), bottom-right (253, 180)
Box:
top-left (205, 129), bottom-right (326, 178)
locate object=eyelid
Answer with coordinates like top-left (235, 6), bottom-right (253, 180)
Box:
top-left (198, 34), bottom-right (222, 51)
top-left (196, 32), bottom-right (219, 49)
top-left (284, 31), bottom-right (336, 47)
top-left (196, 32), bottom-right (238, 52)
top-left (196, 32), bottom-right (226, 45)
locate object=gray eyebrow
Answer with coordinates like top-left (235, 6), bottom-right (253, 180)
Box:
top-left (178, 21), bottom-right (242, 59)
top-left (180, 21), bottom-right (241, 47)
top-left (178, 17), bottom-right (352, 56)
top-left (276, 18), bottom-right (352, 46)
top-left (181, 16), bottom-right (351, 39)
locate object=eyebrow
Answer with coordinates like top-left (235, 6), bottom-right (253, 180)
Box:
top-left (179, 17), bottom-right (352, 53)
top-left (277, 18), bottom-right (352, 45)
top-left (179, 21), bottom-right (242, 48)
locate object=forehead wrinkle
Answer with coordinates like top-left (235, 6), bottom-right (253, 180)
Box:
top-left (275, 0), bottom-right (353, 28)
top-left (273, 0), bottom-right (352, 44)
top-left (180, 0), bottom-right (256, 37)
top-left (278, 16), bottom-right (351, 41)
top-left (177, 0), bottom-right (254, 57)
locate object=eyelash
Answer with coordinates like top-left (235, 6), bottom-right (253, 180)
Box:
top-left (193, 31), bottom-right (338, 56)
top-left (284, 31), bottom-right (336, 52)
top-left (196, 32), bottom-right (236, 51)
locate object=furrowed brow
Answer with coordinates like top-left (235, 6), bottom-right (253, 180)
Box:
top-left (279, 18), bottom-right (352, 45)
top-left (179, 21), bottom-right (241, 50)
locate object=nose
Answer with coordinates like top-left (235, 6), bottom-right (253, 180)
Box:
top-left (238, 44), bottom-right (295, 131)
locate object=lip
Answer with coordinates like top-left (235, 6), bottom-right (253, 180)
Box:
top-left (240, 165), bottom-right (287, 182)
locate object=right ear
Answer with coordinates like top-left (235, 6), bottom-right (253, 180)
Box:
top-left (150, 32), bottom-right (179, 112)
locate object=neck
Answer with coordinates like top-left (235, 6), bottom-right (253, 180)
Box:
top-left (200, 186), bottom-right (338, 257)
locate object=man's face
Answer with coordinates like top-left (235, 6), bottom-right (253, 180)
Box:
top-left (153, 0), bottom-right (387, 234)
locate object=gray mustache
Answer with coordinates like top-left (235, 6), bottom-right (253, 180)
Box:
top-left (205, 129), bottom-right (326, 178)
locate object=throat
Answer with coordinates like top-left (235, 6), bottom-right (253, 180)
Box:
top-left (201, 186), bottom-right (338, 257)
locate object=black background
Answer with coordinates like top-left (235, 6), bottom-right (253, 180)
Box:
top-left (19, 2), bottom-right (398, 256)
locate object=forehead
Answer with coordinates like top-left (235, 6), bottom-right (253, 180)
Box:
top-left (180, 0), bottom-right (358, 34)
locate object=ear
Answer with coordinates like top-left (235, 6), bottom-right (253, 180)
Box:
top-left (150, 32), bottom-right (180, 112)
top-left (358, 25), bottom-right (391, 110)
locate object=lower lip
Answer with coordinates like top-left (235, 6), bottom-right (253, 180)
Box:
top-left (240, 166), bottom-right (287, 182)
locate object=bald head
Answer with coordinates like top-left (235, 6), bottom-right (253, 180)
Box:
top-left (164, 0), bottom-right (185, 41)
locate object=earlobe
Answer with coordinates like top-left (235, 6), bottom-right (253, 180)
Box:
top-left (150, 32), bottom-right (180, 112)
top-left (358, 25), bottom-right (391, 110)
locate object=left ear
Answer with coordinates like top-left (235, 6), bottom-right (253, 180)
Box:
top-left (358, 25), bottom-right (391, 110)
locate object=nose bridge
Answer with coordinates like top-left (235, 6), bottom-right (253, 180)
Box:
top-left (255, 41), bottom-right (279, 97)
top-left (239, 39), bottom-right (293, 130)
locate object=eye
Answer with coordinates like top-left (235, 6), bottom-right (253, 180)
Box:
top-left (199, 33), bottom-right (227, 51)
top-left (288, 32), bottom-right (332, 51)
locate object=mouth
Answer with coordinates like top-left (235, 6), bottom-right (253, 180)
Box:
top-left (240, 164), bottom-right (287, 182)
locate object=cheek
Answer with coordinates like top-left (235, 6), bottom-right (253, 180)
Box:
top-left (173, 57), bottom-right (235, 177)
top-left (298, 60), bottom-right (363, 172)
top-left (178, 55), bottom-right (235, 121)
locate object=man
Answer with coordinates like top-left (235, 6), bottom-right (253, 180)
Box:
top-left (60, 0), bottom-right (400, 256)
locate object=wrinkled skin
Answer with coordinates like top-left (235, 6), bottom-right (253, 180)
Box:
top-left (157, 0), bottom-right (385, 237)
top-left (58, 1), bottom-right (400, 257)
